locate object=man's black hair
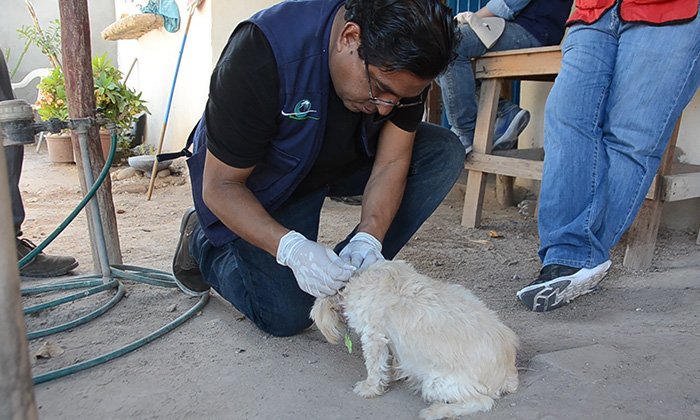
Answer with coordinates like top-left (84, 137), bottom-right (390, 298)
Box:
top-left (344, 0), bottom-right (459, 80)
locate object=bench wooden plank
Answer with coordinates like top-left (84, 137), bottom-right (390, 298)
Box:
top-left (663, 170), bottom-right (700, 202)
top-left (475, 46), bottom-right (561, 80)
top-left (465, 152), bottom-right (544, 180)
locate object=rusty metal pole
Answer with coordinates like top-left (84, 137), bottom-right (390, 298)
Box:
top-left (0, 144), bottom-right (38, 420)
top-left (59, 0), bottom-right (122, 270)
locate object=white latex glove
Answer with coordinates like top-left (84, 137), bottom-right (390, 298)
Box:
top-left (276, 231), bottom-right (356, 298)
top-left (339, 232), bottom-right (385, 270)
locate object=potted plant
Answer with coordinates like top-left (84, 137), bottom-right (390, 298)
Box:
top-left (35, 53), bottom-right (149, 164)
top-left (92, 52), bottom-right (149, 162)
top-left (17, 17), bottom-right (149, 164)
top-left (34, 66), bottom-right (74, 162)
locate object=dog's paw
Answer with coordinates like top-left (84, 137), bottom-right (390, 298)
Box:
top-left (420, 405), bottom-right (457, 420)
top-left (353, 380), bottom-right (385, 398)
top-left (418, 406), bottom-right (443, 420)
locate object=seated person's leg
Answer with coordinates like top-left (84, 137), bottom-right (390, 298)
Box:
top-left (436, 24), bottom-right (486, 152)
top-left (437, 21), bottom-right (541, 153)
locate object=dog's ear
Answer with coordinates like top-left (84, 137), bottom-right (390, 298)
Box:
top-left (310, 296), bottom-right (344, 344)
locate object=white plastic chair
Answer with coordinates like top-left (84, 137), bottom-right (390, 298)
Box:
top-left (10, 67), bottom-right (50, 91)
top-left (11, 68), bottom-right (51, 152)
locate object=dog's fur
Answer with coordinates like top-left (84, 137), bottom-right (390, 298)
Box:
top-left (310, 260), bottom-right (519, 420)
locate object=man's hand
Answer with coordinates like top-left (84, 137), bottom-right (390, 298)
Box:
top-left (276, 231), bottom-right (356, 298)
top-left (339, 232), bottom-right (385, 270)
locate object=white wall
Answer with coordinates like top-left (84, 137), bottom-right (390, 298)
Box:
top-left (0, 0), bottom-right (116, 103)
top-left (112, 0), bottom-right (280, 154)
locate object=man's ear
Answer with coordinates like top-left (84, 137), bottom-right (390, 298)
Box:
top-left (337, 21), bottom-right (362, 53)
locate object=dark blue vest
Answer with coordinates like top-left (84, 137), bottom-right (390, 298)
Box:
top-left (187, 0), bottom-right (382, 246)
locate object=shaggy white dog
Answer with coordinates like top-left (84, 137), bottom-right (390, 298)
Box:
top-left (310, 260), bottom-right (519, 420)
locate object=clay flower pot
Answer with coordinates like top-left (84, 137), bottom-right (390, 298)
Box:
top-left (45, 133), bottom-right (74, 163)
top-left (99, 129), bottom-right (114, 162)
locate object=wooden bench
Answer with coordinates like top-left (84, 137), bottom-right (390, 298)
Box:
top-left (459, 45), bottom-right (700, 270)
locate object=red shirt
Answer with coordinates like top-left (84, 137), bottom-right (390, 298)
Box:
top-left (569, 0), bottom-right (699, 25)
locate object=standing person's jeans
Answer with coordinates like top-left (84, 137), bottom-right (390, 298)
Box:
top-left (0, 49), bottom-right (25, 238)
top-left (437, 21), bottom-right (541, 148)
top-left (190, 122), bottom-right (463, 336)
top-left (538, 9), bottom-right (700, 269)
top-left (5, 145), bottom-right (25, 237)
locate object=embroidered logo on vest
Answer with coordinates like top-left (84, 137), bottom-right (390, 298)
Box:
top-left (280, 99), bottom-right (320, 120)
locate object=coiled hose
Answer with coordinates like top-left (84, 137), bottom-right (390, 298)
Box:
top-left (19, 130), bottom-right (207, 385)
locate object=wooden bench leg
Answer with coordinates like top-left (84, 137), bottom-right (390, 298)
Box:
top-left (623, 118), bottom-right (681, 269)
top-left (461, 79), bottom-right (500, 228)
top-left (623, 199), bottom-right (664, 269)
top-left (462, 170), bottom-right (489, 228)
top-left (496, 175), bottom-right (515, 207)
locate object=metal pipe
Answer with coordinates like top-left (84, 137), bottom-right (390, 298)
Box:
top-left (72, 118), bottom-right (113, 282)
top-left (0, 144), bottom-right (38, 419)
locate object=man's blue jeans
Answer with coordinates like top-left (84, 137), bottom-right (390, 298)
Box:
top-left (538, 9), bottom-right (700, 269)
top-left (190, 122), bottom-right (463, 336)
top-left (437, 21), bottom-right (541, 147)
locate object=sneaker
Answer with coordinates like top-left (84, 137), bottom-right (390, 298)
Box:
top-left (17, 238), bottom-right (79, 277)
top-left (459, 135), bottom-right (474, 155)
top-left (172, 207), bottom-right (210, 296)
top-left (516, 260), bottom-right (612, 312)
top-left (493, 107), bottom-right (530, 151)
top-left (448, 128), bottom-right (473, 156)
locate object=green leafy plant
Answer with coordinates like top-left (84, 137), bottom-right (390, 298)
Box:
top-left (35, 66), bottom-right (68, 122)
top-left (19, 16), bottom-right (149, 162)
top-left (16, 19), bottom-right (62, 72)
top-left (92, 52), bottom-right (149, 138)
top-left (36, 53), bottom-right (150, 159)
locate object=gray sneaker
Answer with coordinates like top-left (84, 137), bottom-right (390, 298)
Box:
top-left (17, 238), bottom-right (78, 277)
top-left (172, 207), bottom-right (210, 296)
top-left (516, 260), bottom-right (612, 312)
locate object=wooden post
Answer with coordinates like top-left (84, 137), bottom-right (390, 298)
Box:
top-left (0, 146), bottom-right (38, 420)
top-left (59, 0), bottom-right (122, 270)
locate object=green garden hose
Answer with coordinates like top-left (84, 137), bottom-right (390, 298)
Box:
top-left (20, 130), bottom-right (208, 384)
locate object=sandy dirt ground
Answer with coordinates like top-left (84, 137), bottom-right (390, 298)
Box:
top-left (13, 144), bottom-right (700, 419)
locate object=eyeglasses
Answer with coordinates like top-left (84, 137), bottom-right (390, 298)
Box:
top-left (364, 61), bottom-right (423, 109)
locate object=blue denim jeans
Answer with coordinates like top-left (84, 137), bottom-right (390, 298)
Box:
top-left (0, 49), bottom-right (24, 238)
top-left (4, 145), bottom-right (25, 238)
top-left (538, 9), bottom-right (700, 269)
top-left (436, 21), bottom-right (541, 147)
top-left (190, 122), bottom-right (463, 336)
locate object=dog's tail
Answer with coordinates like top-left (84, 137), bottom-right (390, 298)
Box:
top-left (310, 296), bottom-right (344, 344)
top-left (419, 394), bottom-right (494, 420)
